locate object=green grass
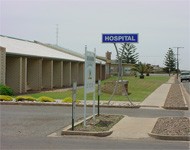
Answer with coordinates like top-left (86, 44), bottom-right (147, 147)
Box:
top-left (22, 75), bottom-right (169, 102)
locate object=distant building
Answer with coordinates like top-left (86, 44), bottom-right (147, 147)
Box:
top-left (152, 65), bottom-right (163, 73)
top-left (97, 51), bottom-right (135, 76)
top-left (0, 35), bottom-right (106, 94)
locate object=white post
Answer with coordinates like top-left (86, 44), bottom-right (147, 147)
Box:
top-left (83, 45), bottom-right (87, 127)
top-left (93, 48), bottom-right (96, 121)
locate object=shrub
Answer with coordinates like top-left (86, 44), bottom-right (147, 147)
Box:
top-left (37, 96), bottom-right (55, 102)
top-left (62, 97), bottom-right (80, 104)
top-left (0, 84), bottom-right (14, 96)
top-left (0, 95), bottom-right (13, 101)
top-left (15, 96), bottom-right (36, 102)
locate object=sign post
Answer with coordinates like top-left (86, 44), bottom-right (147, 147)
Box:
top-left (97, 80), bottom-right (101, 116)
top-left (102, 33), bottom-right (138, 105)
top-left (72, 81), bottom-right (77, 131)
top-left (84, 46), bottom-right (96, 126)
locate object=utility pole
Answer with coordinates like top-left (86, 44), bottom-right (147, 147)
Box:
top-left (173, 47), bottom-right (184, 79)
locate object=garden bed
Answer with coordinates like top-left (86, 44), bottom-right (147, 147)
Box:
top-left (163, 83), bottom-right (188, 110)
top-left (62, 114), bottom-right (124, 137)
top-left (149, 117), bottom-right (190, 141)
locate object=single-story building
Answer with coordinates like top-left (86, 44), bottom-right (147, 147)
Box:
top-left (0, 35), bottom-right (107, 94)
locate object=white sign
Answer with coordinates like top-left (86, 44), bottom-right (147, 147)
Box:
top-left (84, 48), bottom-right (96, 127)
top-left (85, 50), bottom-right (95, 93)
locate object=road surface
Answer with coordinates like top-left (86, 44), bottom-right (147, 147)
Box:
top-left (1, 105), bottom-right (189, 150)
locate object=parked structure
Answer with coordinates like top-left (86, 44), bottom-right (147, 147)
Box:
top-left (0, 35), bottom-right (106, 94)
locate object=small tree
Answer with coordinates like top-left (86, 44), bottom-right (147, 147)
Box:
top-left (145, 64), bottom-right (153, 76)
top-left (164, 48), bottom-right (176, 75)
top-left (131, 62), bottom-right (146, 79)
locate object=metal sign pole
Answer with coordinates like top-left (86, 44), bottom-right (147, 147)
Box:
top-left (72, 82), bottom-right (77, 130)
top-left (98, 80), bottom-right (101, 116)
top-left (93, 48), bottom-right (96, 121)
top-left (84, 46), bottom-right (87, 127)
top-left (108, 43), bottom-right (134, 106)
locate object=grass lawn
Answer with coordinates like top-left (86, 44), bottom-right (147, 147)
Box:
top-left (22, 75), bottom-right (169, 102)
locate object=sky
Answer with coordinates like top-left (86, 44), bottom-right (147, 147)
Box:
top-left (0, 0), bottom-right (189, 70)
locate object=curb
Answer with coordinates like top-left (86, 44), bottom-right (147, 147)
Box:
top-left (180, 83), bottom-right (190, 109)
top-left (0, 101), bottom-right (141, 108)
top-left (162, 106), bottom-right (188, 110)
top-left (179, 83), bottom-right (188, 108)
top-left (62, 130), bottom-right (113, 137)
top-left (149, 117), bottom-right (190, 141)
top-left (61, 114), bottom-right (113, 137)
top-left (162, 82), bottom-right (189, 110)
top-left (148, 132), bottom-right (190, 141)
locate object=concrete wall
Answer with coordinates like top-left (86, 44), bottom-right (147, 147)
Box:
top-left (21, 57), bottom-right (27, 93)
top-left (63, 61), bottom-right (71, 87)
top-left (53, 60), bottom-right (63, 88)
top-left (71, 62), bottom-right (78, 84)
top-left (42, 59), bottom-right (53, 89)
top-left (102, 65), bottom-right (106, 80)
top-left (96, 64), bottom-right (101, 81)
top-left (27, 58), bottom-right (42, 91)
top-left (6, 57), bottom-right (22, 93)
top-left (0, 47), bottom-right (6, 85)
top-left (78, 63), bottom-right (84, 85)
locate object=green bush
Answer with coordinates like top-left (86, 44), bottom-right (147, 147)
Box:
top-left (37, 96), bottom-right (55, 102)
top-left (62, 97), bottom-right (80, 104)
top-left (15, 96), bottom-right (36, 102)
top-left (0, 84), bottom-right (14, 96)
top-left (0, 95), bottom-right (13, 101)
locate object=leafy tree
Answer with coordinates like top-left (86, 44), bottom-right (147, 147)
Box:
top-left (164, 48), bottom-right (176, 75)
top-left (118, 43), bottom-right (139, 64)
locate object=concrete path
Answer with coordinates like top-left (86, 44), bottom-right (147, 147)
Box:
top-left (140, 76), bottom-right (175, 108)
top-left (109, 76), bottom-right (175, 140)
top-left (140, 84), bottom-right (171, 107)
top-left (109, 116), bottom-right (157, 139)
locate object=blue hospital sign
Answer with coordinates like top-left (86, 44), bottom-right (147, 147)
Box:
top-left (102, 34), bottom-right (138, 43)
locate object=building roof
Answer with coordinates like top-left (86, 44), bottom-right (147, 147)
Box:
top-left (35, 41), bottom-right (84, 59)
top-left (0, 35), bottom-right (84, 62)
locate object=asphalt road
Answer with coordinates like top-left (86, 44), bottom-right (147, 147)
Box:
top-left (1, 105), bottom-right (189, 150)
top-left (182, 82), bottom-right (190, 94)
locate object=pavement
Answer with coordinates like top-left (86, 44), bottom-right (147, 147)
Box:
top-left (108, 75), bottom-right (180, 140)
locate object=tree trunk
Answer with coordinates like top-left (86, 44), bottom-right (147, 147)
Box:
top-left (140, 74), bottom-right (144, 79)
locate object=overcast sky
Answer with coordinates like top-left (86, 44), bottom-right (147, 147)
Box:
top-left (0, 0), bottom-right (189, 70)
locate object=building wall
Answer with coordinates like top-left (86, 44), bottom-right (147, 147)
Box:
top-left (42, 59), bottom-right (53, 89)
top-left (78, 63), bottom-right (84, 85)
top-left (110, 64), bottom-right (134, 76)
top-left (71, 62), bottom-right (78, 84)
top-left (63, 61), bottom-right (71, 87)
top-left (96, 64), bottom-right (100, 81)
top-left (3, 54), bottom-right (106, 94)
top-left (102, 65), bottom-right (106, 80)
top-left (27, 58), bottom-right (42, 91)
top-left (0, 47), bottom-right (6, 85)
top-left (21, 57), bottom-right (27, 93)
top-left (53, 60), bottom-right (63, 88)
top-left (6, 56), bottom-right (22, 93)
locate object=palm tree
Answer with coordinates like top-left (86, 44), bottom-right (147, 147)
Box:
top-left (145, 64), bottom-right (153, 76)
top-left (131, 62), bottom-right (146, 79)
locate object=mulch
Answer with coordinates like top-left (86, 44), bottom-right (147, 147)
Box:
top-left (152, 117), bottom-right (189, 136)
